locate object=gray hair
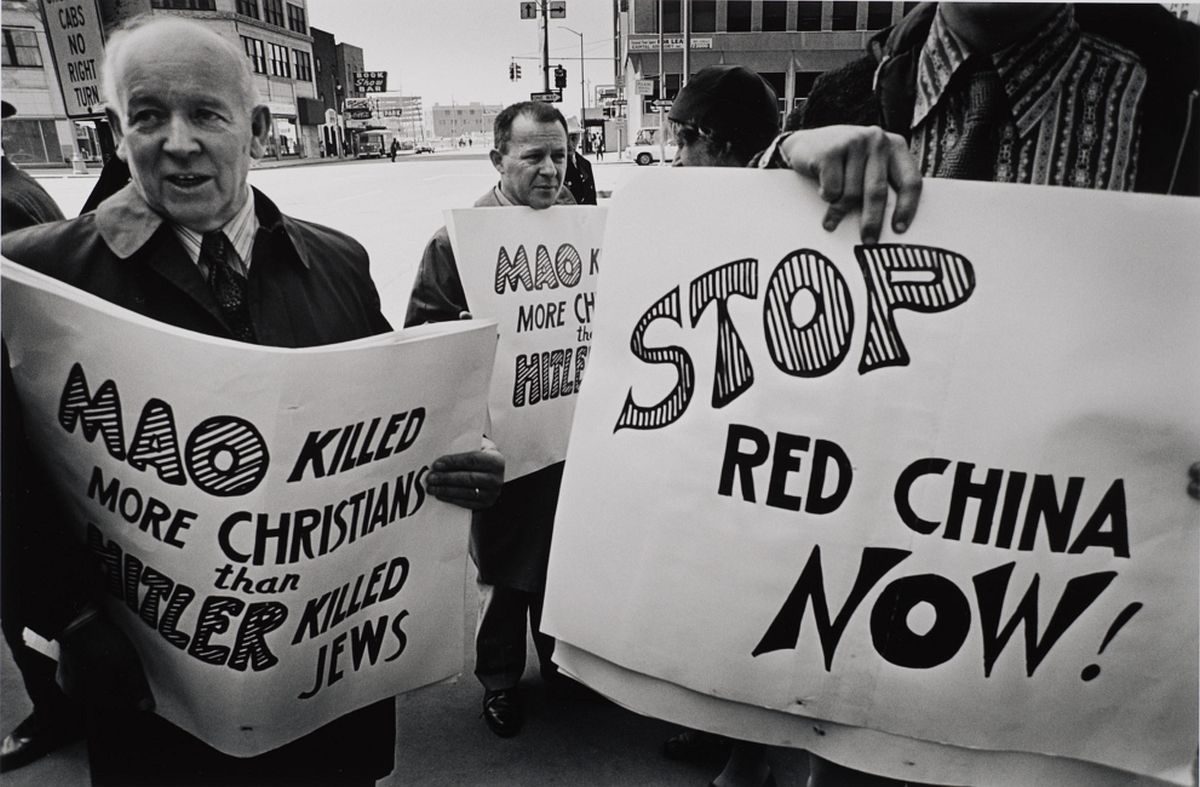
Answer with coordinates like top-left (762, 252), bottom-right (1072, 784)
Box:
top-left (101, 15), bottom-right (260, 114)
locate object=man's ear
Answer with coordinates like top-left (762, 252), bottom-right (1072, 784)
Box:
top-left (105, 107), bottom-right (129, 162)
top-left (489, 148), bottom-right (504, 174)
top-left (249, 105), bottom-right (271, 159)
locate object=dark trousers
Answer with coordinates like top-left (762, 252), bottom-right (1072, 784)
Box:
top-left (473, 581), bottom-right (555, 691)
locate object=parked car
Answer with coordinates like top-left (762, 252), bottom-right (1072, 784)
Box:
top-left (414, 143), bottom-right (435, 154)
top-left (624, 126), bottom-right (676, 165)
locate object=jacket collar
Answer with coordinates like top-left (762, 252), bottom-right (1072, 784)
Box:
top-left (95, 182), bottom-right (312, 269)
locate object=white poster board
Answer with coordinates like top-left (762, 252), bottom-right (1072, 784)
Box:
top-left (543, 170), bottom-right (1200, 785)
top-left (447, 205), bottom-right (605, 480)
top-left (2, 260), bottom-right (497, 756)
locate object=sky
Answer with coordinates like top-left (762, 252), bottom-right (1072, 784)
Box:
top-left (304, 0), bottom-right (620, 118)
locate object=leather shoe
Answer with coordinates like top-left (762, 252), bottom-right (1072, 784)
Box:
top-left (481, 688), bottom-right (522, 738)
top-left (0, 710), bottom-right (84, 773)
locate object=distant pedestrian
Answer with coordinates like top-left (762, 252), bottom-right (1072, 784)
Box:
top-left (390, 138), bottom-right (400, 162)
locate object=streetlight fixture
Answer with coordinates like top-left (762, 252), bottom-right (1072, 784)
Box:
top-left (559, 25), bottom-right (586, 153)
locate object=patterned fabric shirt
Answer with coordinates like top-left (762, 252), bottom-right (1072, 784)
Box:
top-left (912, 6), bottom-right (1148, 190)
top-left (171, 185), bottom-right (258, 277)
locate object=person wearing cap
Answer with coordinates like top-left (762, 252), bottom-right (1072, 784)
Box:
top-left (564, 116), bottom-right (597, 205)
top-left (0, 99), bottom-right (85, 775)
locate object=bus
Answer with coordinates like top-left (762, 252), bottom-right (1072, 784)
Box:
top-left (356, 130), bottom-right (395, 159)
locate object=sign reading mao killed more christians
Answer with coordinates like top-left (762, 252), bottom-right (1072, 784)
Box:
top-left (447, 206), bottom-right (605, 480)
top-left (542, 169), bottom-right (1200, 786)
top-left (1, 261), bottom-right (498, 756)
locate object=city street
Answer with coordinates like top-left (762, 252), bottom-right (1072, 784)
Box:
top-left (1, 155), bottom-right (813, 786)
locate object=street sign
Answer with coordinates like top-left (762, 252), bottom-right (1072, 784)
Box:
top-left (519, 1), bottom-right (536, 19)
top-left (611, 98), bottom-right (627, 106)
top-left (652, 99), bottom-right (673, 108)
top-left (635, 79), bottom-right (655, 96)
top-left (549, 0), bottom-right (566, 18)
top-left (530, 91), bottom-right (562, 103)
top-left (347, 108), bottom-right (373, 120)
top-left (380, 109), bottom-right (403, 117)
top-left (38, 0), bottom-right (106, 118)
top-left (353, 71), bottom-right (388, 92)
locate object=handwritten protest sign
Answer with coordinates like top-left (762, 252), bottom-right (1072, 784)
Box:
top-left (1, 260), bottom-right (497, 756)
top-left (447, 205), bottom-right (605, 480)
top-left (543, 170), bottom-right (1200, 784)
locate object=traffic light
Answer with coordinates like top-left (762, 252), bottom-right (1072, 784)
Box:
top-left (554, 64), bottom-right (567, 88)
top-left (515, 64), bottom-right (522, 79)
top-left (508, 63), bottom-right (516, 81)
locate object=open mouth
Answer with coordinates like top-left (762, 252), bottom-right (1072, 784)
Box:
top-left (165, 173), bottom-right (212, 189)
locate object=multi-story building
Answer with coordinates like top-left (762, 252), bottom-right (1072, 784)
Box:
top-left (2, 0), bottom-right (88, 166)
top-left (617, 0), bottom-right (913, 141)
top-left (431, 102), bottom-right (502, 141)
top-left (374, 94), bottom-right (426, 142)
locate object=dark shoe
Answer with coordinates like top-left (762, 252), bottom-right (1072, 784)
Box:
top-left (662, 728), bottom-right (732, 763)
top-left (0, 710), bottom-right (84, 773)
top-left (481, 688), bottom-right (522, 738)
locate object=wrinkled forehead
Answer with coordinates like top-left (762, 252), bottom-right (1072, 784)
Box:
top-left (507, 118), bottom-right (568, 152)
top-left (113, 27), bottom-right (247, 109)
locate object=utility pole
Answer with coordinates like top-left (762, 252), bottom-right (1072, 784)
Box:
top-left (562, 26), bottom-right (586, 151)
top-left (657, 0), bottom-right (665, 165)
top-left (682, 0), bottom-right (690, 86)
top-left (541, 0), bottom-right (551, 92)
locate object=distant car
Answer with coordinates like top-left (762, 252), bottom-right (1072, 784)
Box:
top-left (414, 143), bottom-right (435, 154)
top-left (623, 126), bottom-right (676, 165)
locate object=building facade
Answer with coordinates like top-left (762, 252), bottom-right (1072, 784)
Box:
top-left (618, 0), bottom-right (912, 139)
top-left (430, 102), bottom-right (502, 141)
top-left (2, 0), bottom-right (88, 165)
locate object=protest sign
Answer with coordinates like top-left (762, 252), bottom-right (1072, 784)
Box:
top-left (1, 260), bottom-right (497, 756)
top-left (542, 170), bottom-right (1200, 784)
top-left (447, 205), bottom-right (605, 479)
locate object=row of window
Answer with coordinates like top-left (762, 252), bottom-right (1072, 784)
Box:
top-left (236, 0), bottom-right (307, 34)
top-left (646, 1), bottom-right (917, 34)
top-left (241, 35), bottom-right (312, 81)
top-left (1, 28), bottom-right (42, 67)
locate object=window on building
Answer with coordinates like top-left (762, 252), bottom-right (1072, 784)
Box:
top-left (761, 71), bottom-right (787, 118)
top-left (292, 49), bottom-right (312, 82)
top-left (287, 3), bottom-right (307, 34)
top-left (236, 0), bottom-right (259, 18)
top-left (241, 36), bottom-right (266, 74)
top-left (150, 0), bottom-right (216, 8)
top-left (1, 117), bottom-right (62, 164)
top-left (867, 1), bottom-right (893, 29)
top-left (660, 0), bottom-right (681, 33)
top-left (831, 1), bottom-right (858, 30)
top-left (1, 28), bottom-right (42, 67)
top-left (762, 2), bottom-right (787, 31)
top-left (268, 42), bottom-right (291, 77)
top-left (691, 0), bottom-right (716, 31)
top-left (263, 0), bottom-right (285, 26)
top-left (726, 0), bottom-right (751, 32)
top-left (796, 1), bottom-right (823, 30)
top-left (794, 70), bottom-right (821, 98)
top-left (664, 72), bottom-right (681, 100)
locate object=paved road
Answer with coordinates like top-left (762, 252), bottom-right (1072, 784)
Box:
top-left (1, 154), bottom-right (812, 785)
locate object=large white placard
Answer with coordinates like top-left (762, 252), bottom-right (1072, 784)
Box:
top-left (2, 260), bottom-right (497, 756)
top-left (543, 170), bottom-right (1200, 784)
top-left (447, 205), bottom-right (605, 479)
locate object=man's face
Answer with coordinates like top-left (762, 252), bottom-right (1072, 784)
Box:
top-left (491, 115), bottom-right (567, 209)
top-left (110, 28), bottom-right (267, 232)
top-left (671, 123), bottom-right (736, 168)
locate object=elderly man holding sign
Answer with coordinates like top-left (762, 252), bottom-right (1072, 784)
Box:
top-left (1, 16), bottom-right (501, 786)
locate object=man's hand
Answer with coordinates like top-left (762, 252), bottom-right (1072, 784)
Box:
top-left (59, 613), bottom-right (154, 712)
top-left (426, 445), bottom-right (505, 510)
top-left (779, 125), bottom-right (922, 245)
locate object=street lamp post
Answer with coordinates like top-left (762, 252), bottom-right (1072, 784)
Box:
top-left (560, 26), bottom-right (586, 153)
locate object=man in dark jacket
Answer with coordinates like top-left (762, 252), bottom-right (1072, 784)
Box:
top-left (564, 117), bottom-right (596, 205)
top-left (798, 2), bottom-right (1200, 196)
top-left (0, 100), bottom-right (82, 775)
top-left (2, 17), bottom-right (502, 785)
top-left (406, 100), bottom-right (576, 740)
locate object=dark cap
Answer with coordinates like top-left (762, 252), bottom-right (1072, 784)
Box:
top-left (1, 101), bottom-right (15, 119)
top-left (668, 65), bottom-right (779, 152)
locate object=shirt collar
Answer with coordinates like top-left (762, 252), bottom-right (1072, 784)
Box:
top-left (171, 186), bottom-right (258, 268)
top-left (912, 5), bottom-right (1079, 135)
top-left (95, 182), bottom-right (312, 270)
top-left (492, 184), bottom-right (515, 206)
